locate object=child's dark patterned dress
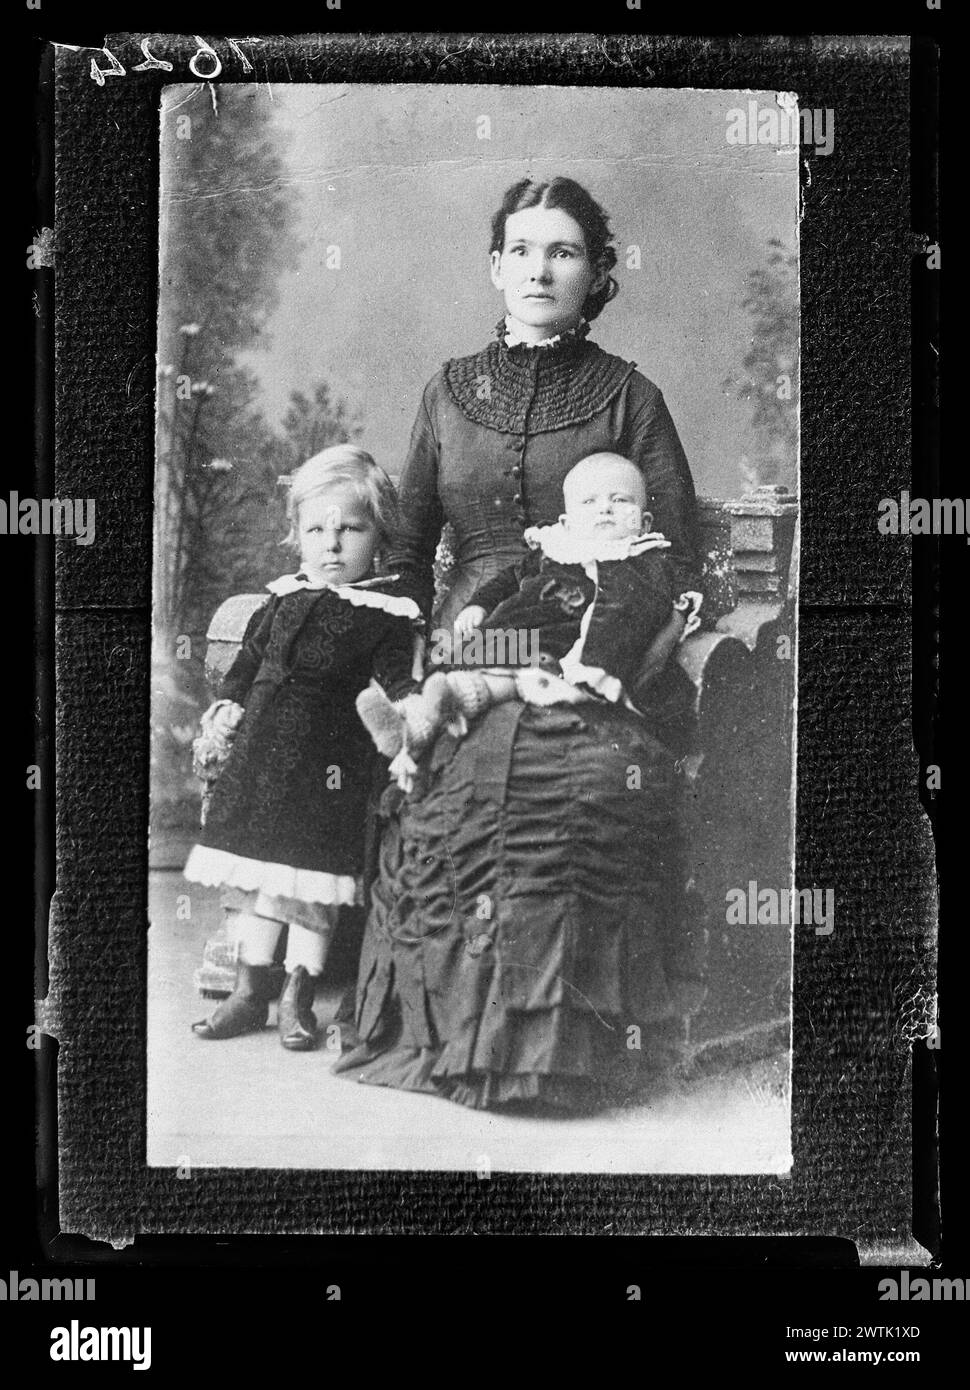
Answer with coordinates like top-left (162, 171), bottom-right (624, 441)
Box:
top-left (184, 578), bottom-right (418, 903)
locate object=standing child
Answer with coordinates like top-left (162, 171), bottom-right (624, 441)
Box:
top-left (184, 446), bottom-right (420, 1049)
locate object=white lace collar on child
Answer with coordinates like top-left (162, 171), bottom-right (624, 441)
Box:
top-left (265, 572), bottom-right (420, 620)
top-left (522, 522), bottom-right (671, 566)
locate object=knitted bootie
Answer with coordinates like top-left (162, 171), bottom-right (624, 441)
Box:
top-left (191, 962), bottom-right (275, 1040)
top-left (447, 670), bottom-right (492, 721)
top-left (400, 672), bottom-right (463, 753)
top-left (276, 965), bottom-right (318, 1052)
top-left (356, 682), bottom-right (405, 758)
top-left (386, 675), bottom-right (467, 791)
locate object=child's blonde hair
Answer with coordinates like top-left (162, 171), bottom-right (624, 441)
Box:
top-left (281, 444), bottom-right (399, 551)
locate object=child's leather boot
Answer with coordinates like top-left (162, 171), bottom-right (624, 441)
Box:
top-left (191, 962), bottom-right (275, 1039)
top-left (277, 965), bottom-right (318, 1051)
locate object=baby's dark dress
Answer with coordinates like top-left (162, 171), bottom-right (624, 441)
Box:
top-left (469, 531), bottom-right (675, 700)
top-left (183, 577), bottom-right (419, 920)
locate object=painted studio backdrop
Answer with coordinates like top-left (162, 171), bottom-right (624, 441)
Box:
top-left (149, 84), bottom-right (799, 1175)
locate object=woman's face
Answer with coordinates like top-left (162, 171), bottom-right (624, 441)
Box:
top-left (297, 483), bottom-right (379, 585)
top-left (490, 205), bottom-right (606, 339)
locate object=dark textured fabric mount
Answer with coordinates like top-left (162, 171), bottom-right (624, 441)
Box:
top-left (49, 33), bottom-right (934, 1246)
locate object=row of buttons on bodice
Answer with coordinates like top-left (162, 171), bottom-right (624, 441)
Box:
top-left (494, 358), bottom-right (540, 518)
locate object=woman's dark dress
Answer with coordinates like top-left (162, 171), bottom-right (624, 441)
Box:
top-left (386, 322), bottom-right (700, 625)
top-left (334, 325), bottom-right (704, 1110)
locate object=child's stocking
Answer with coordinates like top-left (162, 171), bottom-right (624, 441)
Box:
top-left (231, 911), bottom-right (284, 966)
top-left (283, 921), bottom-right (332, 977)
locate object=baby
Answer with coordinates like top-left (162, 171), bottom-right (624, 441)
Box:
top-left (357, 452), bottom-right (676, 786)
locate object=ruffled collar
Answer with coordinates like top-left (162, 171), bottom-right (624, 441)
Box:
top-left (523, 521), bottom-right (671, 565)
top-left (444, 328), bottom-right (636, 435)
top-left (498, 314), bottom-right (591, 351)
top-left (265, 571), bottom-right (420, 620)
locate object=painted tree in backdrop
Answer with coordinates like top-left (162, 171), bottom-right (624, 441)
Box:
top-left (154, 84), bottom-right (296, 648)
top-left (723, 238), bottom-right (799, 488)
top-left (152, 88), bottom-right (361, 836)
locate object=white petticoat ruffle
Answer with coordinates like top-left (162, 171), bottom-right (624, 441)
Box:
top-left (183, 844), bottom-right (359, 907)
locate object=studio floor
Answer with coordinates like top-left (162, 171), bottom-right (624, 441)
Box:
top-left (148, 869), bottom-right (793, 1175)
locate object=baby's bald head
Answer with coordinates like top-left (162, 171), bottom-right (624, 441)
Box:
top-left (561, 453), bottom-right (650, 541)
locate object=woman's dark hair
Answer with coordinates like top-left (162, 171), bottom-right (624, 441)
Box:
top-left (489, 177), bottom-right (620, 322)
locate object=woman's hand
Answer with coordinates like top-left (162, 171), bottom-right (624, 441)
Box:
top-left (635, 608), bottom-right (687, 690)
top-left (453, 605), bottom-right (487, 639)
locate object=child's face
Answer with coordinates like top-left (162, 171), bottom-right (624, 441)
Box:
top-left (560, 457), bottom-right (649, 542)
top-left (489, 206), bottom-right (606, 337)
top-left (297, 484), bottom-right (379, 585)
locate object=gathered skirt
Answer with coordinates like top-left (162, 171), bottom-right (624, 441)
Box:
top-left (334, 698), bottom-right (700, 1111)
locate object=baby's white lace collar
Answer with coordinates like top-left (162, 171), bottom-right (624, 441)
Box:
top-left (523, 521), bottom-right (671, 566)
top-left (265, 571), bottom-right (420, 620)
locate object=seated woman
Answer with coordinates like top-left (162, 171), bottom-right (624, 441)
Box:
top-left (334, 176), bottom-right (705, 1112)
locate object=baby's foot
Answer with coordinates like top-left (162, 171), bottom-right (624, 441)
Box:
top-left (403, 672), bottom-right (462, 751)
top-left (447, 670), bottom-right (490, 722)
top-left (356, 683), bottom-right (405, 758)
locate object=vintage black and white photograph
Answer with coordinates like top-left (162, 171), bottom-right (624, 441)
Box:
top-left (147, 82), bottom-right (799, 1174)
